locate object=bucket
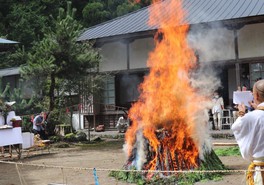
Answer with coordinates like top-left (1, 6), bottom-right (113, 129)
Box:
top-left (12, 120), bottom-right (22, 127)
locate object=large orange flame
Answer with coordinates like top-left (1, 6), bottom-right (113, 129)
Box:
top-left (125, 0), bottom-right (205, 172)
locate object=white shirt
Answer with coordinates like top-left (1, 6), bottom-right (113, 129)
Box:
top-left (211, 96), bottom-right (224, 114)
top-left (231, 102), bottom-right (264, 161)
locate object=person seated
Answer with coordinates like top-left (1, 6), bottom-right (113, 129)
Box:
top-left (116, 114), bottom-right (130, 133)
top-left (32, 112), bottom-right (47, 140)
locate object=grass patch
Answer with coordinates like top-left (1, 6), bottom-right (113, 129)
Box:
top-left (214, 146), bottom-right (241, 156)
top-left (75, 139), bottom-right (124, 150)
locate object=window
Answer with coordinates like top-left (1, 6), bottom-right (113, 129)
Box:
top-left (102, 76), bottom-right (115, 105)
top-left (250, 63), bottom-right (264, 88)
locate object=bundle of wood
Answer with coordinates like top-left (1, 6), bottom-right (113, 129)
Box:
top-left (126, 129), bottom-right (199, 173)
top-left (111, 129), bottom-right (226, 184)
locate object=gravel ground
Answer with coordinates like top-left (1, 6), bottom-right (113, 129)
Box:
top-left (0, 130), bottom-right (248, 185)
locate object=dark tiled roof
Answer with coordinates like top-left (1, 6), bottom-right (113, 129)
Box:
top-left (78, 0), bottom-right (264, 41)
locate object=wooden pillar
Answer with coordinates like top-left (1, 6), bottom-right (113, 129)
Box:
top-left (234, 29), bottom-right (240, 87)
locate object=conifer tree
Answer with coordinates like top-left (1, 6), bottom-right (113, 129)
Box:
top-left (21, 1), bottom-right (101, 111)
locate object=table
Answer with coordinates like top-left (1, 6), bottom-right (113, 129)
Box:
top-left (0, 127), bottom-right (23, 158)
top-left (0, 127), bottom-right (23, 146)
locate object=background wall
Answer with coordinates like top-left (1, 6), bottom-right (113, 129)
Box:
top-left (129, 37), bottom-right (154, 69)
top-left (238, 23), bottom-right (264, 58)
top-left (99, 41), bottom-right (127, 72)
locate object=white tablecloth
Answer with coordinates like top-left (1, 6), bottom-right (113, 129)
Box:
top-left (0, 127), bottom-right (23, 147)
top-left (22, 132), bottom-right (34, 149)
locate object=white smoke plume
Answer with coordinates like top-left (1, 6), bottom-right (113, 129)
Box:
top-left (187, 23), bottom-right (231, 155)
top-left (135, 130), bottom-right (146, 170)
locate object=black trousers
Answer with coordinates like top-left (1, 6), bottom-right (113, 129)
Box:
top-left (33, 129), bottom-right (47, 140)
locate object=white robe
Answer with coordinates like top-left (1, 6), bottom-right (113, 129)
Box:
top-left (232, 102), bottom-right (264, 184)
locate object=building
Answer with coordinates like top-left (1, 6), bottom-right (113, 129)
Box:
top-left (77, 0), bottom-right (264, 129)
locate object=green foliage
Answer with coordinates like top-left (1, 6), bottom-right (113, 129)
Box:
top-left (82, 2), bottom-right (111, 27)
top-left (21, 115), bottom-right (32, 132)
top-left (49, 135), bottom-right (63, 142)
top-left (116, 2), bottom-right (140, 17)
top-left (81, 0), bottom-right (149, 27)
top-left (64, 133), bottom-right (77, 142)
top-left (46, 109), bottom-right (62, 135)
top-left (7, 1), bottom-right (48, 48)
top-left (110, 149), bottom-right (226, 185)
top-left (75, 131), bottom-right (87, 141)
top-left (109, 167), bottom-right (145, 185)
top-left (9, 88), bottom-right (37, 115)
top-left (0, 82), bottom-right (39, 129)
top-left (214, 146), bottom-right (241, 156)
top-left (21, 1), bottom-right (101, 111)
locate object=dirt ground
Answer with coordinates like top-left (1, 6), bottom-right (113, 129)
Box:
top-left (0, 137), bottom-right (248, 185)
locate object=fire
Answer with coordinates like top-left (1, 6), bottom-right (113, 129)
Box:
top-left (125, 0), bottom-right (207, 173)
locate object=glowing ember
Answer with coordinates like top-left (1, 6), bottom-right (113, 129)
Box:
top-left (124, 0), bottom-right (208, 174)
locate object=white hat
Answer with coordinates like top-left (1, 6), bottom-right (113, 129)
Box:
top-left (5, 101), bottom-right (16, 106)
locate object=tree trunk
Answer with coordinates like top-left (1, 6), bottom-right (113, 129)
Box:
top-left (49, 73), bottom-right (55, 111)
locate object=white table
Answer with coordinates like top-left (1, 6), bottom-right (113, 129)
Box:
top-left (0, 127), bottom-right (23, 146)
top-left (0, 127), bottom-right (23, 158)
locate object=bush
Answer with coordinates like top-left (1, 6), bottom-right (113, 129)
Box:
top-left (64, 133), bottom-right (77, 142)
top-left (76, 131), bottom-right (87, 141)
top-left (21, 116), bottom-right (32, 132)
top-left (49, 135), bottom-right (63, 142)
top-left (46, 109), bottom-right (61, 135)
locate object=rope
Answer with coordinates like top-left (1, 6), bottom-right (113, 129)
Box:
top-left (61, 167), bottom-right (65, 185)
top-left (16, 163), bottom-right (23, 185)
top-left (1, 160), bottom-right (263, 174)
top-left (16, 163), bottom-right (28, 185)
top-left (247, 161), bottom-right (264, 185)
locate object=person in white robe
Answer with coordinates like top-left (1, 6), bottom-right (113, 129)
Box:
top-left (211, 91), bottom-right (224, 130)
top-left (231, 79), bottom-right (264, 185)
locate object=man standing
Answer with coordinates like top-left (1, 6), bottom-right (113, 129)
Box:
top-left (211, 91), bottom-right (224, 130)
top-left (232, 79), bottom-right (264, 185)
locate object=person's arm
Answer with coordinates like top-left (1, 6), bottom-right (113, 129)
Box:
top-left (220, 97), bottom-right (224, 109)
top-left (231, 104), bottom-right (253, 161)
top-left (237, 104), bottom-right (246, 116)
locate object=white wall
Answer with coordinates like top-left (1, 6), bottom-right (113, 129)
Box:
top-left (129, 37), bottom-right (154, 69)
top-left (238, 23), bottom-right (264, 58)
top-left (189, 27), bottom-right (235, 62)
top-left (99, 41), bottom-right (127, 72)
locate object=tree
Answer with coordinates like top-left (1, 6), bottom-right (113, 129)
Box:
top-left (116, 2), bottom-right (140, 17)
top-left (81, 0), bottom-right (149, 27)
top-left (21, 1), bottom-right (101, 112)
top-left (7, 1), bottom-right (48, 48)
top-left (82, 2), bottom-right (111, 27)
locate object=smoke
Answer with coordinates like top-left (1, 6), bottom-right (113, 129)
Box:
top-left (123, 128), bottom-right (146, 170)
top-left (187, 23), bottom-right (231, 154)
top-left (120, 74), bottom-right (141, 103)
top-left (135, 130), bottom-right (146, 170)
